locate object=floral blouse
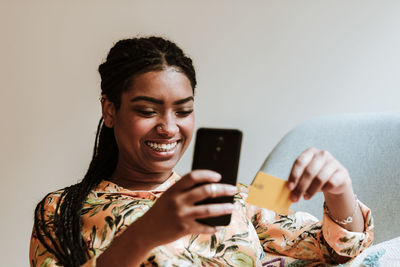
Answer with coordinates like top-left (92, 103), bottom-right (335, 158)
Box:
top-left (30, 172), bottom-right (373, 267)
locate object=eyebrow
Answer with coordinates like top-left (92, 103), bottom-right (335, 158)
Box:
top-left (130, 96), bottom-right (194, 105)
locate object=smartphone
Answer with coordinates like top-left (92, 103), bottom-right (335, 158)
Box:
top-left (191, 128), bottom-right (242, 226)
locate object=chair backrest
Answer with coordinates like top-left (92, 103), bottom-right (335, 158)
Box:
top-left (259, 112), bottom-right (400, 244)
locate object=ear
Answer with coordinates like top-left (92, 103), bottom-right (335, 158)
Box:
top-left (101, 96), bottom-right (116, 128)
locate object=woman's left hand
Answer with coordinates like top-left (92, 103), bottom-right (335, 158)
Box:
top-left (287, 147), bottom-right (352, 202)
top-left (287, 147), bottom-right (365, 233)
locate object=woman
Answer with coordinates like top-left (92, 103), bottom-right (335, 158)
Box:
top-left (30, 36), bottom-right (373, 267)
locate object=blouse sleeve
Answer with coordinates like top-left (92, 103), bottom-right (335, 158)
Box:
top-left (29, 192), bottom-right (97, 267)
top-left (30, 228), bottom-right (96, 267)
top-left (238, 183), bottom-right (374, 264)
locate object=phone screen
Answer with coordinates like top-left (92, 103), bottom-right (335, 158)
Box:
top-left (192, 128), bottom-right (242, 226)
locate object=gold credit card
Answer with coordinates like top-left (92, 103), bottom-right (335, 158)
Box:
top-left (246, 171), bottom-right (292, 214)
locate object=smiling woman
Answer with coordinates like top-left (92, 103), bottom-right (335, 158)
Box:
top-left (30, 36), bottom-right (373, 267)
top-left (102, 68), bottom-right (195, 190)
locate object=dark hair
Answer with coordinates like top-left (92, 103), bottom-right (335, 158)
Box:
top-left (34, 36), bottom-right (196, 266)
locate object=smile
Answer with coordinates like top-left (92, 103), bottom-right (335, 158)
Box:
top-left (145, 141), bottom-right (178, 152)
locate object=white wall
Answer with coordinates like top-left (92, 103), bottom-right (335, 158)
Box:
top-left (1, 0), bottom-right (400, 265)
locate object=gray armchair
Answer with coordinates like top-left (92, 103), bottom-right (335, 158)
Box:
top-left (259, 112), bottom-right (400, 244)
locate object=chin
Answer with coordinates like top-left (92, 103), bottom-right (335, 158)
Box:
top-left (150, 160), bottom-right (179, 173)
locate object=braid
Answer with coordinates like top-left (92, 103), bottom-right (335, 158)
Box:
top-left (33, 36), bottom-right (196, 266)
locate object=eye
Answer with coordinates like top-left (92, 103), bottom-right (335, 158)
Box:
top-left (176, 109), bottom-right (194, 117)
top-left (135, 109), bottom-right (157, 117)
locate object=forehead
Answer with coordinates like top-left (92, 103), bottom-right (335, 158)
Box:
top-left (124, 68), bottom-right (193, 99)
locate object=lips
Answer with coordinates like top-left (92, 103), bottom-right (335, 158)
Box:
top-left (145, 141), bottom-right (178, 152)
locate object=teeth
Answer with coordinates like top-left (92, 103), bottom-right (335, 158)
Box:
top-left (146, 141), bottom-right (177, 152)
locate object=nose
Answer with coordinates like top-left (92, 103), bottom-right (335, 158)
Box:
top-left (156, 114), bottom-right (179, 136)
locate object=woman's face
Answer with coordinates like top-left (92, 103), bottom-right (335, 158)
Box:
top-left (104, 67), bottom-right (195, 176)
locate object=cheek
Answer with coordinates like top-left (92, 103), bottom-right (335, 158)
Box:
top-left (131, 120), bottom-right (155, 138)
top-left (182, 115), bottom-right (195, 142)
top-left (114, 118), bottom-right (155, 147)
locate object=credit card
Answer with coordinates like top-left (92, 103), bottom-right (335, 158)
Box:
top-left (246, 171), bottom-right (292, 214)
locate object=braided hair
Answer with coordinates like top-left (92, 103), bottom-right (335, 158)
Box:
top-left (33, 36), bottom-right (196, 266)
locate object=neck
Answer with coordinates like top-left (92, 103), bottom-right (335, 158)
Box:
top-left (109, 160), bottom-right (173, 191)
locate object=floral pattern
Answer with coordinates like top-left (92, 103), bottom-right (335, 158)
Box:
top-left (30, 173), bottom-right (373, 266)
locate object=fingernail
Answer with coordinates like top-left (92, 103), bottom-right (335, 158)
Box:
top-left (287, 182), bottom-right (294, 190)
top-left (290, 195), bottom-right (298, 202)
top-left (215, 226), bottom-right (223, 231)
top-left (211, 172), bottom-right (222, 180)
top-left (227, 185), bottom-right (238, 194)
top-left (224, 203), bottom-right (234, 212)
top-left (304, 194), bottom-right (310, 200)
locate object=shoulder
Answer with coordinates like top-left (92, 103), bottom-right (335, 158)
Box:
top-left (35, 188), bottom-right (66, 223)
top-left (42, 189), bottom-right (64, 204)
top-left (32, 188), bottom-right (67, 254)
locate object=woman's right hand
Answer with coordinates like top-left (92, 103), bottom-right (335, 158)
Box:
top-left (139, 169), bottom-right (238, 246)
top-left (97, 170), bottom-right (237, 267)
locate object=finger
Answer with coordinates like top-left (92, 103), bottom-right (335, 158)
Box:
top-left (290, 151), bottom-right (325, 202)
top-left (182, 183), bottom-right (237, 204)
top-left (192, 224), bottom-right (222, 235)
top-left (321, 169), bottom-right (350, 195)
top-left (287, 147), bottom-right (317, 190)
top-left (171, 170), bottom-right (221, 193)
top-left (304, 160), bottom-right (337, 199)
top-left (186, 203), bottom-right (235, 220)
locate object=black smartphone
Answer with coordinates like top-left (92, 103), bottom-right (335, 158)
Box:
top-left (191, 127), bottom-right (242, 226)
